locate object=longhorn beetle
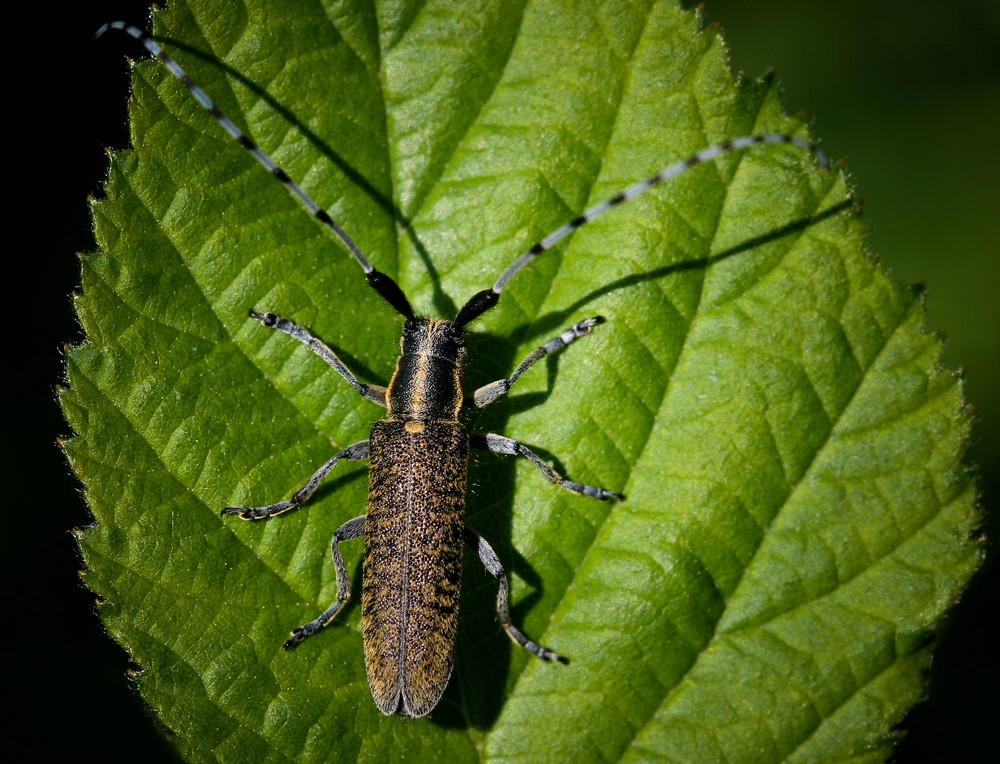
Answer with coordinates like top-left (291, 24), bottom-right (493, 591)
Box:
top-left (101, 21), bottom-right (829, 718)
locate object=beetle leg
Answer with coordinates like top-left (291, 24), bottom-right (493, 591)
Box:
top-left (222, 440), bottom-right (370, 519)
top-left (472, 433), bottom-right (623, 501)
top-left (249, 310), bottom-right (388, 406)
top-left (472, 316), bottom-right (604, 408)
top-left (464, 527), bottom-right (568, 664)
top-left (285, 514), bottom-right (367, 650)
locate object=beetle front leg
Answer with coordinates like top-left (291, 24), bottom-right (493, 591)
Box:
top-left (472, 316), bottom-right (604, 408)
top-left (221, 440), bottom-right (370, 519)
top-left (250, 310), bottom-right (387, 406)
top-left (464, 527), bottom-right (567, 664)
top-left (285, 514), bottom-right (366, 649)
top-left (472, 433), bottom-right (623, 501)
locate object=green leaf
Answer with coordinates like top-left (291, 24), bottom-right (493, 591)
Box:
top-left (64, 0), bottom-right (980, 761)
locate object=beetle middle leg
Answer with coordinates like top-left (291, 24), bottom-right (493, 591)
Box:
top-left (285, 514), bottom-right (366, 650)
top-left (473, 433), bottom-right (623, 501)
top-left (222, 440), bottom-right (370, 519)
top-left (464, 527), bottom-right (568, 664)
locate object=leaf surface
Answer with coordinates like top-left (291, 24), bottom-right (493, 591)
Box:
top-left (64, 0), bottom-right (980, 761)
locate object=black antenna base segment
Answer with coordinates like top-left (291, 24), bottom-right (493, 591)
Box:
top-left (367, 269), bottom-right (415, 319)
top-left (455, 289), bottom-right (500, 327)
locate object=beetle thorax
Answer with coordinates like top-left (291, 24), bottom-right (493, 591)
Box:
top-left (385, 318), bottom-right (466, 422)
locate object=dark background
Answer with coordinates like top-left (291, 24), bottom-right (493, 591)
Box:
top-left (22, 2), bottom-right (996, 760)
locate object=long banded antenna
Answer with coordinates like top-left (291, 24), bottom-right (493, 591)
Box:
top-left (455, 133), bottom-right (828, 327)
top-left (98, 21), bottom-right (415, 319)
top-left (495, 134), bottom-right (828, 294)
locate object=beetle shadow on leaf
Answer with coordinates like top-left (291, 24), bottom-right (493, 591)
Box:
top-left (448, 329), bottom-right (521, 726)
top-left (444, 331), bottom-right (581, 728)
top-left (439, 199), bottom-right (853, 726)
top-left (529, 199), bottom-right (852, 336)
top-left (307, 466), bottom-right (368, 508)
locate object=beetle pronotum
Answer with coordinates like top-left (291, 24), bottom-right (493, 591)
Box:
top-left (100, 20), bottom-right (828, 718)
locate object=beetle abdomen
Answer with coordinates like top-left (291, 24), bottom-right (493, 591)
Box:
top-left (363, 419), bottom-right (468, 717)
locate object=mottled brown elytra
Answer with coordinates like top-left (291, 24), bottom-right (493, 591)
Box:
top-left (101, 21), bottom-right (828, 717)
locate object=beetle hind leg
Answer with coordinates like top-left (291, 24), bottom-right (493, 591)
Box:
top-left (465, 527), bottom-right (568, 664)
top-left (285, 514), bottom-right (366, 650)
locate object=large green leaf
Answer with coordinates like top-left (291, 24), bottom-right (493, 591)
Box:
top-left (64, 0), bottom-right (980, 760)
